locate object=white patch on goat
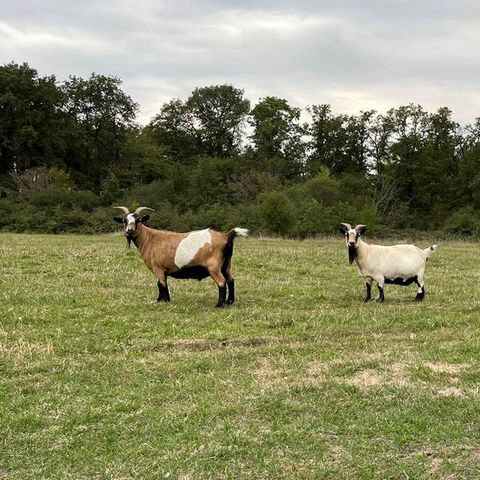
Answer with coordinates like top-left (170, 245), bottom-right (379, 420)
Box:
top-left (126, 214), bottom-right (136, 227)
top-left (174, 229), bottom-right (212, 268)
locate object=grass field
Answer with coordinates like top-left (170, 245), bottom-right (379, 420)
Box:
top-left (0, 233), bottom-right (479, 479)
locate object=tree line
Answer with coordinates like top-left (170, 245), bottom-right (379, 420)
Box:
top-left (1, 61), bottom-right (480, 236)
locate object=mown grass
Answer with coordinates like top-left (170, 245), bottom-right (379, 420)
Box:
top-left (0, 233), bottom-right (479, 479)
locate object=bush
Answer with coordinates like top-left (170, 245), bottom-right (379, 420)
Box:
top-left (258, 192), bottom-right (296, 235)
top-left (30, 186), bottom-right (100, 211)
top-left (292, 198), bottom-right (337, 237)
top-left (444, 206), bottom-right (480, 237)
top-left (334, 197), bottom-right (380, 235)
top-left (304, 171), bottom-right (341, 206)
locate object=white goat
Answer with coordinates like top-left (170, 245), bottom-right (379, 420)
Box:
top-left (340, 223), bottom-right (437, 303)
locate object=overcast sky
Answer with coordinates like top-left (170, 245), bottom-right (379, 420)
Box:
top-left (1, 0), bottom-right (479, 125)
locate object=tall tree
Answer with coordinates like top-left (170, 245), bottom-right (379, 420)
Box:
top-left (249, 96), bottom-right (305, 180)
top-left (0, 62), bottom-right (64, 175)
top-left (61, 73), bottom-right (138, 190)
top-left (147, 99), bottom-right (197, 161)
top-left (307, 104), bottom-right (349, 176)
top-left (385, 104), bottom-right (428, 206)
top-left (186, 85), bottom-right (250, 158)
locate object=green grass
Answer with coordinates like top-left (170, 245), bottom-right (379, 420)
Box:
top-left (0, 233), bottom-right (479, 479)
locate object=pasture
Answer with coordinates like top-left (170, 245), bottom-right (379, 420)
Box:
top-left (0, 233), bottom-right (479, 479)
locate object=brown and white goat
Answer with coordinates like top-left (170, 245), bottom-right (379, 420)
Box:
top-left (340, 223), bottom-right (437, 303)
top-left (113, 206), bottom-right (249, 307)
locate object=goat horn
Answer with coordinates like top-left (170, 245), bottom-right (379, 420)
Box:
top-left (134, 206), bottom-right (155, 216)
top-left (114, 206), bottom-right (130, 214)
top-left (340, 222), bottom-right (352, 230)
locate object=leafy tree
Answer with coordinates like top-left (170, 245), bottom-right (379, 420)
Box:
top-left (258, 191), bottom-right (296, 234)
top-left (148, 85), bottom-right (250, 161)
top-left (61, 73), bottom-right (138, 190)
top-left (383, 105), bottom-right (428, 215)
top-left (147, 99), bottom-right (197, 161)
top-left (307, 104), bottom-right (348, 176)
top-left (0, 62), bottom-right (64, 175)
top-left (118, 129), bottom-right (170, 186)
top-left (249, 97), bottom-right (305, 179)
top-left (186, 85), bottom-right (250, 158)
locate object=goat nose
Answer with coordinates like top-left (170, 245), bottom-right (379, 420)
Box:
top-left (349, 241), bottom-right (355, 247)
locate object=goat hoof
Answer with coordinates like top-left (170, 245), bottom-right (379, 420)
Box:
top-left (215, 303), bottom-right (225, 308)
top-left (157, 298), bottom-right (170, 303)
top-left (376, 297), bottom-right (384, 304)
top-left (226, 299), bottom-right (234, 305)
top-left (363, 296), bottom-right (372, 302)
top-left (414, 296), bottom-right (424, 303)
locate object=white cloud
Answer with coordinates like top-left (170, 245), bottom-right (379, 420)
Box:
top-left (1, 0), bottom-right (479, 125)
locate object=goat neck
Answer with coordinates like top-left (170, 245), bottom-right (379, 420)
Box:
top-left (351, 236), bottom-right (368, 265)
top-left (130, 222), bottom-right (151, 253)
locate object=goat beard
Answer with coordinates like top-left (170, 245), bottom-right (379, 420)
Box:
top-left (348, 245), bottom-right (357, 264)
top-left (125, 234), bottom-right (133, 248)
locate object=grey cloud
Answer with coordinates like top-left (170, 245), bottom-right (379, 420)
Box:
top-left (1, 0), bottom-right (479, 124)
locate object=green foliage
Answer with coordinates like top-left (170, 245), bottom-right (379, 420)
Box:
top-left (444, 206), bottom-right (480, 237)
top-left (30, 186), bottom-right (100, 211)
top-left (258, 192), bottom-right (296, 235)
top-left (304, 170), bottom-right (341, 207)
top-left (249, 96), bottom-right (305, 179)
top-left (292, 197), bottom-right (337, 237)
top-left (0, 63), bottom-right (64, 174)
top-left (61, 73), bottom-right (138, 191)
top-left (186, 85), bottom-right (250, 157)
top-left (335, 198), bottom-right (380, 235)
top-left (2, 61), bottom-right (480, 237)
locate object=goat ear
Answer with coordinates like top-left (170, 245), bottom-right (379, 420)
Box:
top-left (140, 215), bottom-right (150, 223)
top-left (113, 216), bottom-right (124, 224)
top-left (339, 222), bottom-right (351, 234)
top-left (355, 224), bottom-right (367, 235)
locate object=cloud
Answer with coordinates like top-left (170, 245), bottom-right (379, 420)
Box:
top-left (1, 0), bottom-right (479, 124)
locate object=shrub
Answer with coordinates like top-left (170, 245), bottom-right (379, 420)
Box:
top-left (258, 192), bottom-right (296, 235)
top-left (444, 206), bottom-right (480, 237)
top-left (304, 171), bottom-right (341, 206)
top-left (292, 198), bottom-right (337, 237)
top-left (334, 197), bottom-right (380, 235)
top-left (30, 186), bottom-right (100, 211)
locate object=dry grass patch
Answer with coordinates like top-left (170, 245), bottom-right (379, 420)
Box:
top-left (342, 361), bottom-right (410, 391)
top-left (426, 362), bottom-right (469, 375)
top-left (437, 386), bottom-right (466, 398)
top-left (0, 338), bottom-right (55, 360)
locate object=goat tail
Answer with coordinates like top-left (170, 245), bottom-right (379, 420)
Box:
top-left (227, 227), bottom-right (249, 239)
top-left (424, 244), bottom-right (438, 259)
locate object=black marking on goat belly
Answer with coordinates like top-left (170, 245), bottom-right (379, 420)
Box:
top-left (168, 266), bottom-right (210, 281)
top-left (384, 276), bottom-right (418, 286)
